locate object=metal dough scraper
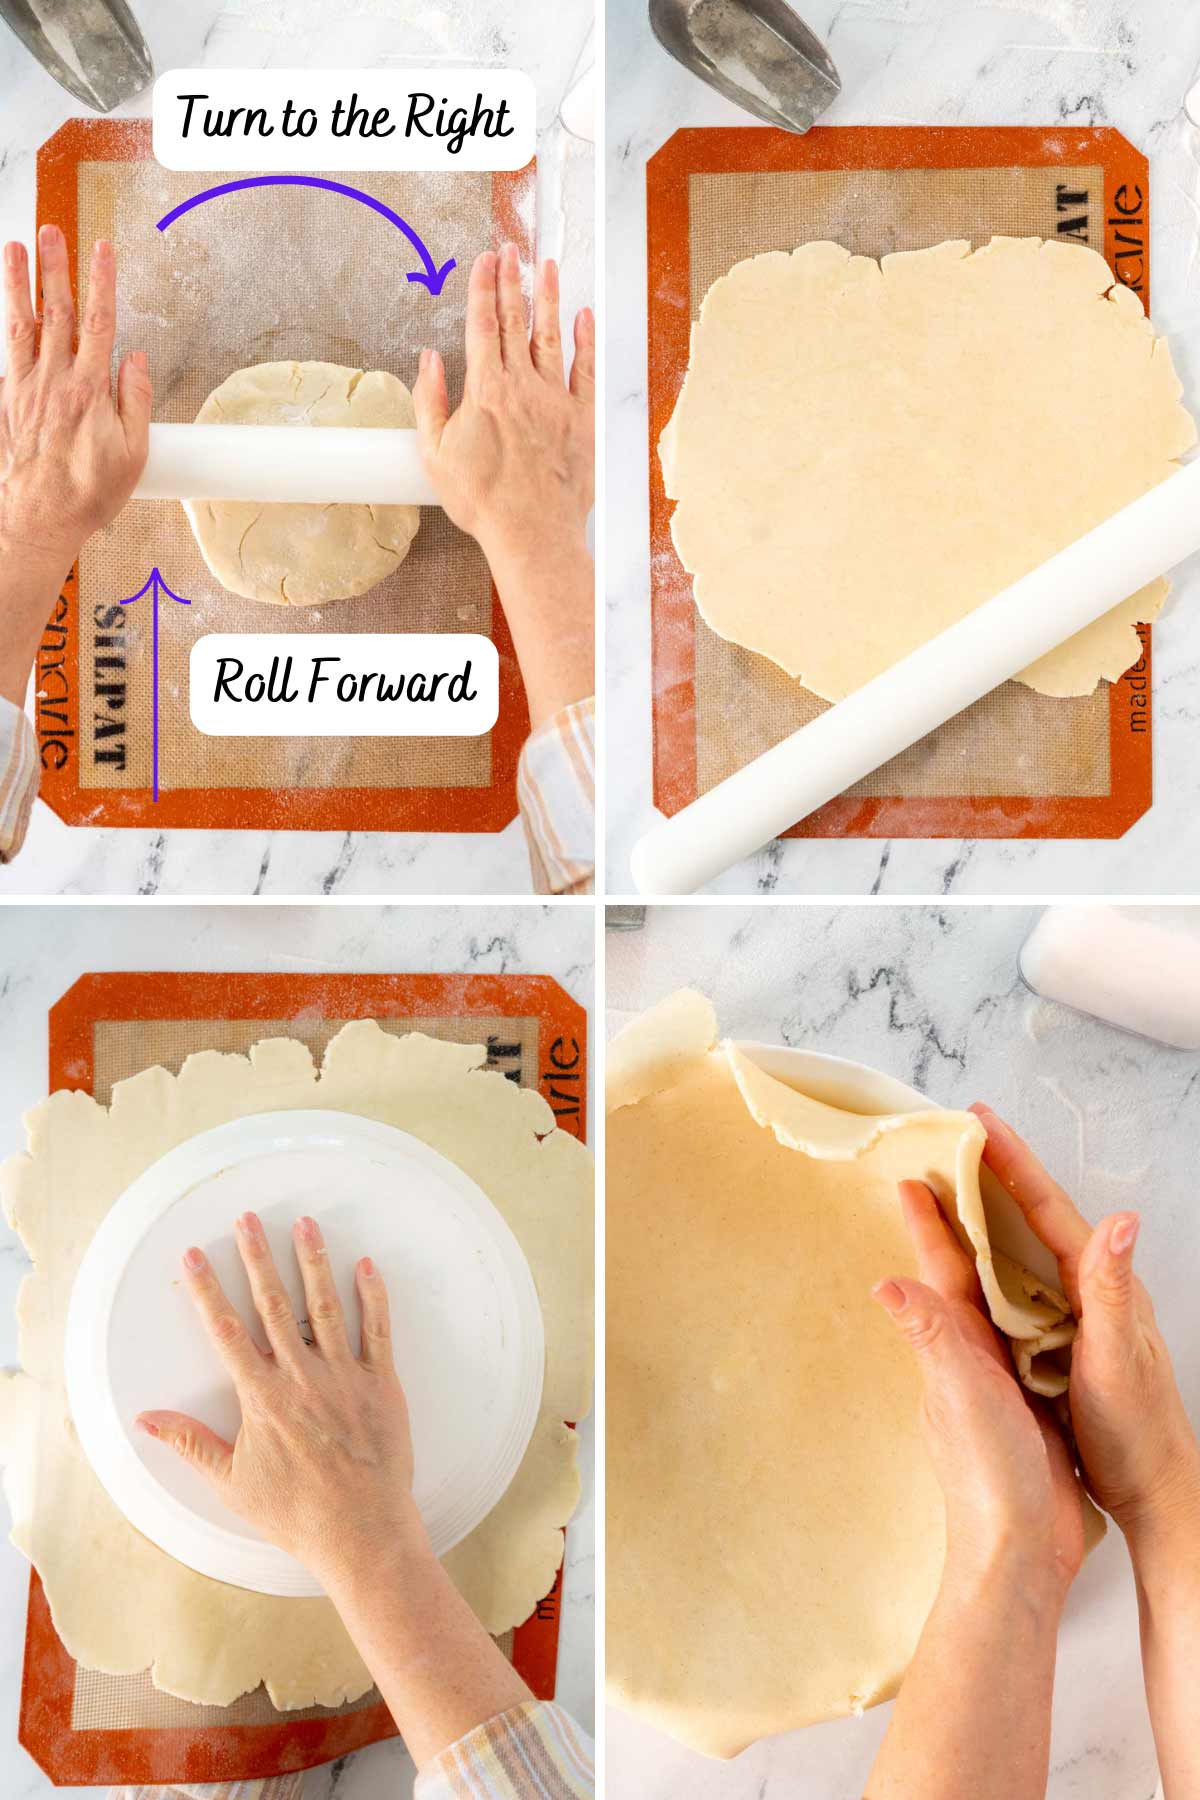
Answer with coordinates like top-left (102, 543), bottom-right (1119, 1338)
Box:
top-left (648, 0), bottom-right (840, 133)
top-left (0, 0), bottom-right (153, 112)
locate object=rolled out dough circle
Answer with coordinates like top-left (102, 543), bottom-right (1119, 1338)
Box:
top-left (0, 1023), bottom-right (594, 1711)
top-left (184, 360), bottom-right (421, 605)
top-left (65, 1111), bottom-right (545, 1597)
top-left (660, 236), bottom-right (1197, 700)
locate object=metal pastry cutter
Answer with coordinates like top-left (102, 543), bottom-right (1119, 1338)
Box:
top-left (1, 0), bottom-right (153, 112)
top-left (648, 0), bottom-right (841, 133)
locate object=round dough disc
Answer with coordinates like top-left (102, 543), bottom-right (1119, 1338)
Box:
top-left (660, 236), bottom-right (1197, 700)
top-left (184, 360), bottom-right (421, 605)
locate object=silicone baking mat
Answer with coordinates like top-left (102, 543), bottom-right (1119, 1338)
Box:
top-left (33, 119), bottom-right (531, 833)
top-left (647, 126), bottom-right (1155, 839)
top-left (19, 970), bottom-right (587, 1786)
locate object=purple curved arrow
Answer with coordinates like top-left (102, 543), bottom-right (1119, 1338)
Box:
top-left (119, 567), bottom-right (191, 803)
top-left (156, 175), bottom-right (457, 295)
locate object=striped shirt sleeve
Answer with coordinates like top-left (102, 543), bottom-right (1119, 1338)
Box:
top-left (517, 698), bottom-right (595, 896)
top-left (415, 1701), bottom-right (595, 1800)
top-left (0, 695), bottom-right (38, 864)
top-left (107, 1777), bottom-right (305, 1800)
top-left (105, 1705), bottom-right (592, 1800)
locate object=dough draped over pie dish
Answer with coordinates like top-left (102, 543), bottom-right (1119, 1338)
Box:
top-left (606, 990), bottom-right (1090, 1759)
top-left (660, 237), bottom-right (1197, 700)
top-left (184, 360), bottom-right (422, 605)
top-left (0, 1021), bottom-right (593, 1711)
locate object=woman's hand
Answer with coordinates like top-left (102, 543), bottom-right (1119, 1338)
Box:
top-left (867, 1181), bottom-right (1086, 1800)
top-left (968, 1104), bottom-right (1200, 1797)
top-left (138, 1211), bottom-right (534, 1769)
top-left (969, 1102), bottom-right (1200, 1543)
top-left (413, 244), bottom-right (594, 567)
top-left (137, 1212), bottom-right (423, 1586)
top-left (875, 1180), bottom-right (1086, 1596)
top-left (1, 229), bottom-right (151, 566)
top-left (413, 245), bottom-right (595, 731)
top-left (0, 228), bottom-right (151, 707)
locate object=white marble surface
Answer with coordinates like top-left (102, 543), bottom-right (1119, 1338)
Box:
top-left (0, 0), bottom-right (594, 897)
top-left (606, 0), bottom-right (1200, 894)
top-left (0, 902), bottom-right (595, 1797)
top-left (604, 901), bottom-right (1200, 1800)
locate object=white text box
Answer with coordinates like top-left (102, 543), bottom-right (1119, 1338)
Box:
top-left (153, 68), bottom-right (535, 172)
top-left (190, 634), bottom-right (499, 736)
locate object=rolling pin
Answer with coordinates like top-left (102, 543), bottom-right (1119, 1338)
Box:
top-left (631, 458), bottom-right (1200, 895)
top-left (134, 423), bottom-right (440, 506)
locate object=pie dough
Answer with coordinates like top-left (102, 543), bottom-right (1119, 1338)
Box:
top-left (606, 991), bottom-right (1085, 1759)
top-left (184, 361), bottom-right (422, 605)
top-left (0, 1022), bottom-right (593, 1710)
top-left (660, 236), bottom-right (1197, 700)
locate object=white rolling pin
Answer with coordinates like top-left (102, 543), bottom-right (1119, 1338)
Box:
top-left (134, 423), bottom-right (440, 506)
top-left (631, 457), bottom-right (1200, 896)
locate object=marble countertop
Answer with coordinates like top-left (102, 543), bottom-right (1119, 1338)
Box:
top-left (604, 901), bottom-right (1199, 1800)
top-left (0, 0), bottom-right (594, 898)
top-left (0, 902), bottom-right (595, 1798)
top-left (606, 0), bottom-right (1200, 895)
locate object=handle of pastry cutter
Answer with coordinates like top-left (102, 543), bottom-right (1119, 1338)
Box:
top-left (631, 457), bottom-right (1200, 895)
top-left (134, 424), bottom-right (441, 506)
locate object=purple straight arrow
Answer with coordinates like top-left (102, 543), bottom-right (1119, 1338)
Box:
top-left (118, 568), bottom-right (192, 803)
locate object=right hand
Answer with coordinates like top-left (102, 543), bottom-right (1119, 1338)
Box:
top-left (970, 1103), bottom-right (1200, 1541)
top-left (412, 243), bottom-right (594, 568)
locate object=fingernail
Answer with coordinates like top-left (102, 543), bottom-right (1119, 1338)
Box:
top-left (95, 238), bottom-right (113, 261)
top-left (579, 306), bottom-right (594, 330)
top-left (183, 1246), bottom-right (205, 1272)
top-left (543, 256), bottom-right (559, 290)
top-left (502, 240), bottom-right (519, 271)
top-left (3, 242), bottom-right (21, 269)
top-left (136, 1415), bottom-right (160, 1438)
top-left (1109, 1214), bottom-right (1140, 1257)
top-left (296, 1215), bottom-right (321, 1244)
top-left (873, 1279), bottom-right (907, 1315)
top-left (236, 1211), bottom-right (262, 1240)
top-left (132, 349), bottom-right (148, 372)
top-left (359, 1256), bottom-right (375, 1278)
top-left (476, 248), bottom-right (497, 269)
top-left (38, 223), bottom-right (61, 251)
top-left (418, 347), bottom-right (429, 372)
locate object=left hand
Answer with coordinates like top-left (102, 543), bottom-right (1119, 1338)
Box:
top-left (875, 1181), bottom-right (1087, 1596)
top-left (970, 1102), bottom-right (1200, 1548)
top-left (0, 227), bottom-right (151, 569)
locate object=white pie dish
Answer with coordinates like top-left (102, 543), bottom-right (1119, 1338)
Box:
top-left (65, 1109), bottom-right (545, 1598)
top-left (732, 1043), bottom-right (1064, 1292)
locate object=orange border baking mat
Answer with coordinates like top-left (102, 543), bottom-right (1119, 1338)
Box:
top-left (33, 119), bottom-right (530, 833)
top-left (647, 125), bottom-right (1154, 839)
top-left (19, 970), bottom-right (587, 1787)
